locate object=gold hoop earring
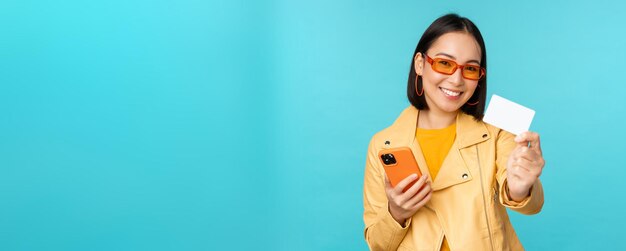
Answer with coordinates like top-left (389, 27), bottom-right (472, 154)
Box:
top-left (414, 75), bottom-right (423, 96)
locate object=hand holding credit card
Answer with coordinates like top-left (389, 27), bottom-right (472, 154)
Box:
top-left (483, 94), bottom-right (535, 135)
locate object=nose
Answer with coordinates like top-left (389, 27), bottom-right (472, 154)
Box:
top-left (448, 66), bottom-right (464, 85)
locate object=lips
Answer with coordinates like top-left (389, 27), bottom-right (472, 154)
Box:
top-left (439, 87), bottom-right (462, 97)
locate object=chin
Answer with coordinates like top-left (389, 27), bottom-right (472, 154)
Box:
top-left (431, 103), bottom-right (459, 113)
top-left (436, 99), bottom-right (467, 113)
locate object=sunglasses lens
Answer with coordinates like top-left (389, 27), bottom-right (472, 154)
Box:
top-left (462, 66), bottom-right (481, 80)
top-left (433, 59), bottom-right (456, 74)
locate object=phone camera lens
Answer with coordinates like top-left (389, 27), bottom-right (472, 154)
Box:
top-left (380, 153), bottom-right (396, 165)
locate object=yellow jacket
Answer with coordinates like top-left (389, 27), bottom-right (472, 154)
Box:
top-left (363, 106), bottom-right (544, 251)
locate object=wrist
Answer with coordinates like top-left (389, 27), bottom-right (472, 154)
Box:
top-left (506, 183), bottom-right (531, 202)
top-left (388, 205), bottom-right (407, 226)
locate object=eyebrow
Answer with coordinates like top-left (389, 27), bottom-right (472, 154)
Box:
top-left (434, 52), bottom-right (481, 65)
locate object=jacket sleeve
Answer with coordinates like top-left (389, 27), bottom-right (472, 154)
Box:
top-left (494, 129), bottom-right (544, 215)
top-left (363, 136), bottom-right (411, 251)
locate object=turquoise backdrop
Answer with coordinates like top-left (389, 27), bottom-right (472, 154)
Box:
top-left (1, 0), bottom-right (625, 250)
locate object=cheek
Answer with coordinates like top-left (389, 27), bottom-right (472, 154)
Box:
top-left (466, 81), bottom-right (479, 94)
top-left (421, 72), bottom-right (446, 87)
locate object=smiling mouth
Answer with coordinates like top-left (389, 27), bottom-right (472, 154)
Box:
top-left (439, 87), bottom-right (462, 97)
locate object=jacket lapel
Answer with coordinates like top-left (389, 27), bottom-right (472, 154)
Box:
top-left (431, 111), bottom-right (491, 190)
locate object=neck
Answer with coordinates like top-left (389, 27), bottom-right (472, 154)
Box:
top-left (418, 109), bottom-right (458, 129)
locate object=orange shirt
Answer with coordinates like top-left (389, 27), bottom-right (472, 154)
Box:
top-left (416, 123), bottom-right (456, 251)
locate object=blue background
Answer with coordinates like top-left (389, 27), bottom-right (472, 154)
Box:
top-left (1, 0), bottom-right (625, 250)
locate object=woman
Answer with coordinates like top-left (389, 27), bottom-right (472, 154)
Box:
top-left (362, 14), bottom-right (545, 251)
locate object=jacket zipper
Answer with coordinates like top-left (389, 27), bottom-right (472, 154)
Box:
top-left (476, 145), bottom-right (495, 251)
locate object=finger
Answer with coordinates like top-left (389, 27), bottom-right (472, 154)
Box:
top-left (525, 131), bottom-right (541, 153)
top-left (532, 133), bottom-right (542, 154)
top-left (513, 160), bottom-right (532, 173)
top-left (508, 158), bottom-right (531, 175)
top-left (518, 157), bottom-right (544, 176)
top-left (515, 158), bottom-right (535, 172)
top-left (508, 172), bottom-right (525, 184)
top-left (400, 174), bottom-right (429, 201)
top-left (508, 147), bottom-right (526, 164)
top-left (510, 146), bottom-right (523, 158)
top-left (517, 147), bottom-right (539, 162)
top-left (515, 131), bottom-right (542, 153)
top-left (410, 190), bottom-right (432, 211)
top-left (407, 182), bottom-right (432, 207)
top-left (393, 173), bottom-right (419, 194)
top-left (514, 132), bottom-right (530, 147)
top-left (518, 149), bottom-right (544, 170)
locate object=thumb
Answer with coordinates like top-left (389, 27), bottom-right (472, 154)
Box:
top-left (514, 132), bottom-right (530, 147)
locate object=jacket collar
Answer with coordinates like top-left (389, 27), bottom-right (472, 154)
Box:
top-left (391, 105), bottom-right (491, 149)
top-left (386, 106), bottom-right (491, 190)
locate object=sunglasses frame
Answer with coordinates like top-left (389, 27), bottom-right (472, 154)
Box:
top-left (424, 54), bottom-right (486, 80)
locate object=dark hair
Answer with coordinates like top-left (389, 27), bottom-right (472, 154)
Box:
top-left (407, 13), bottom-right (487, 121)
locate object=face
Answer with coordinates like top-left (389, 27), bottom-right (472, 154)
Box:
top-left (414, 32), bottom-right (483, 114)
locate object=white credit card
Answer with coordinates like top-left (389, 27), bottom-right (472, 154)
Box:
top-left (483, 94), bottom-right (535, 135)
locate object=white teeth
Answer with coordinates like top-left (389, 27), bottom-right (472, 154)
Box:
top-left (440, 87), bottom-right (461, 97)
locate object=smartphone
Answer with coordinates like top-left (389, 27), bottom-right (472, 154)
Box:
top-left (379, 147), bottom-right (422, 192)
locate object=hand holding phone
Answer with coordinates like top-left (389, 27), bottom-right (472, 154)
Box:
top-left (379, 147), bottom-right (432, 225)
